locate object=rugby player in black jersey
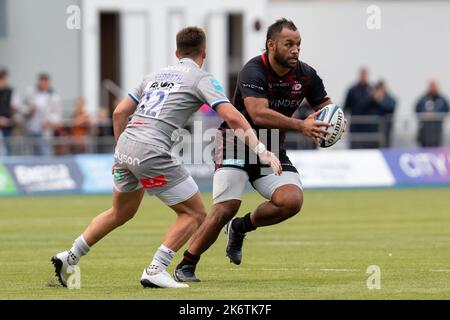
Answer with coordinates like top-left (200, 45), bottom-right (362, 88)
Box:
top-left (174, 18), bottom-right (333, 282)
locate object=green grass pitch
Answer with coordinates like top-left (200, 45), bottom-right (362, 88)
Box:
top-left (1, 188), bottom-right (449, 299)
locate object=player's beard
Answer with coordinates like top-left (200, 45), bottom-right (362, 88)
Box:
top-left (274, 49), bottom-right (292, 69)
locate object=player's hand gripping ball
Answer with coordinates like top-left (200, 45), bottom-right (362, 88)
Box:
top-left (316, 104), bottom-right (346, 148)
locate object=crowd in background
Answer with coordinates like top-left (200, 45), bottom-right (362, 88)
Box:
top-left (0, 69), bottom-right (113, 156)
top-left (344, 67), bottom-right (449, 149)
top-left (0, 66), bottom-right (449, 156)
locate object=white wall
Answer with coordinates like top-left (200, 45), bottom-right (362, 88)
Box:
top-left (82, 0), bottom-right (268, 114)
top-left (4, 0), bottom-right (447, 148)
top-left (269, 1), bottom-right (450, 147)
top-left (120, 12), bottom-right (148, 97)
top-left (0, 0), bottom-right (81, 109)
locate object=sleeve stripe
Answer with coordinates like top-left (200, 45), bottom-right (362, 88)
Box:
top-left (211, 99), bottom-right (230, 109)
top-left (128, 92), bottom-right (139, 104)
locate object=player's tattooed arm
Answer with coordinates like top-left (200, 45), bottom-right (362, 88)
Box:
top-left (312, 97), bottom-right (333, 111)
top-left (244, 97), bottom-right (304, 130)
top-left (112, 96), bottom-right (138, 142)
top-left (244, 96), bottom-right (330, 144)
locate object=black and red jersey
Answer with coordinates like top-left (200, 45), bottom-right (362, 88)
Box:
top-left (219, 52), bottom-right (328, 150)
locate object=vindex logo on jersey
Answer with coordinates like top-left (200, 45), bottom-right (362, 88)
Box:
top-left (169, 120), bottom-right (280, 166)
top-left (269, 99), bottom-right (303, 109)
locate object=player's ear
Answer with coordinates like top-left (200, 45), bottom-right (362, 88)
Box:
top-left (202, 47), bottom-right (206, 60)
top-left (267, 39), bottom-right (275, 52)
top-left (175, 49), bottom-right (181, 59)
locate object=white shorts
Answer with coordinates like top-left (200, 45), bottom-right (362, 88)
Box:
top-left (156, 176), bottom-right (199, 206)
top-left (114, 175), bottom-right (198, 206)
top-left (212, 167), bottom-right (303, 204)
top-left (113, 134), bottom-right (198, 206)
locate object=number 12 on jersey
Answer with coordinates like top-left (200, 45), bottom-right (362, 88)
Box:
top-left (135, 81), bottom-right (181, 118)
top-left (135, 90), bottom-right (169, 118)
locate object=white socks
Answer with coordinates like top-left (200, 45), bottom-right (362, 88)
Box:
top-left (66, 238), bottom-right (174, 276)
top-left (147, 244), bottom-right (176, 274)
top-left (67, 235), bottom-right (90, 265)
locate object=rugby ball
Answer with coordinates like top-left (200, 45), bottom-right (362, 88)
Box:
top-left (316, 104), bottom-right (345, 148)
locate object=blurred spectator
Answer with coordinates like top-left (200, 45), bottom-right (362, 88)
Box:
top-left (93, 106), bottom-right (113, 153)
top-left (94, 107), bottom-right (113, 136)
top-left (0, 68), bottom-right (20, 155)
top-left (70, 97), bottom-right (91, 153)
top-left (22, 73), bottom-right (62, 155)
top-left (343, 67), bottom-right (372, 148)
top-left (364, 81), bottom-right (397, 148)
top-left (415, 79), bottom-right (449, 147)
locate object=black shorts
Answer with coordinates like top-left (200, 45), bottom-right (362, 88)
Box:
top-left (214, 128), bottom-right (298, 183)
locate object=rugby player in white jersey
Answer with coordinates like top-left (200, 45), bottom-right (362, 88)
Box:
top-left (51, 26), bottom-right (283, 289)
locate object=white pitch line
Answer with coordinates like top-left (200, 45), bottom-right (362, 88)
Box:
top-left (229, 268), bottom-right (290, 271)
top-left (430, 269), bottom-right (450, 272)
top-left (320, 269), bottom-right (360, 272)
top-left (257, 241), bottom-right (334, 246)
top-left (228, 268), bottom-right (360, 272)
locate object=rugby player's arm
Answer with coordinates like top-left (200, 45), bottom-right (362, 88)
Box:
top-left (215, 102), bottom-right (282, 175)
top-left (244, 96), bottom-right (330, 145)
top-left (112, 96), bottom-right (138, 142)
top-left (215, 102), bottom-right (261, 151)
top-left (312, 98), bottom-right (333, 111)
top-left (311, 97), bottom-right (348, 133)
top-left (244, 97), bottom-right (302, 130)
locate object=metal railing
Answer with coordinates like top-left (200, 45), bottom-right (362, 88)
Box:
top-left (0, 134), bottom-right (116, 156)
top-left (101, 79), bottom-right (124, 110)
top-left (279, 113), bottom-right (449, 150)
top-left (0, 113), bottom-right (449, 156)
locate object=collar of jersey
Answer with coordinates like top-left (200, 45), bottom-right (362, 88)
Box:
top-left (179, 58), bottom-right (200, 68)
